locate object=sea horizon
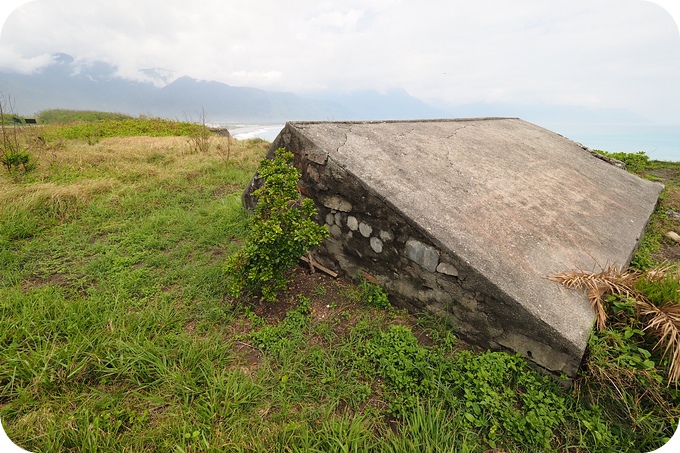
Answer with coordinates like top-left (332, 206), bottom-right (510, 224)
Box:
top-left (547, 123), bottom-right (680, 162)
top-left (217, 121), bottom-right (680, 162)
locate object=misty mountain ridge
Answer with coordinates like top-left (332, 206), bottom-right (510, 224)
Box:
top-left (0, 53), bottom-right (651, 126)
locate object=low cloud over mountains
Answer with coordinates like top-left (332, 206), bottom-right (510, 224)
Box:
top-left (0, 53), bottom-right (650, 126)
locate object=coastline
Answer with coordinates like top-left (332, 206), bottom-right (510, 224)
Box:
top-left (547, 123), bottom-right (680, 162)
top-left (212, 123), bottom-right (285, 142)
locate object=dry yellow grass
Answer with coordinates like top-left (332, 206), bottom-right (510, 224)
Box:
top-left (0, 179), bottom-right (119, 219)
top-left (1, 134), bottom-right (268, 229)
top-left (1, 135), bottom-right (266, 197)
top-left (38, 136), bottom-right (261, 175)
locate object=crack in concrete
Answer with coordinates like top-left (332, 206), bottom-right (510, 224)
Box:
top-left (443, 126), bottom-right (471, 190)
top-left (338, 125), bottom-right (351, 155)
top-left (444, 126), bottom-right (470, 166)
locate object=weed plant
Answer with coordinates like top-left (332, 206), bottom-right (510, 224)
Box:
top-left (186, 108), bottom-right (213, 154)
top-left (356, 277), bottom-right (391, 309)
top-left (0, 93), bottom-right (34, 175)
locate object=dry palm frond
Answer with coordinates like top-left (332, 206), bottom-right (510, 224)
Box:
top-left (640, 302), bottom-right (680, 383)
top-left (548, 264), bottom-right (640, 331)
top-left (587, 285), bottom-right (609, 332)
top-left (551, 263), bottom-right (680, 384)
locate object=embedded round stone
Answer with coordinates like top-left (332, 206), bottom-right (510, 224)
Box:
top-left (330, 224), bottom-right (342, 238)
top-left (379, 230), bottom-right (394, 242)
top-left (307, 164), bottom-right (320, 182)
top-left (359, 222), bottom-right (373, 238)
top-left (370, 237), bottom-right (383, 253)
top-left (347, 216), bottom-right (359, 231)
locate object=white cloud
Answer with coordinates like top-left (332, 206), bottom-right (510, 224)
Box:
top-left (1, 0), bottom-right (679, 122)
top-left (306, 9), bottom-right (365, 33)
top-left (0, 0), bottom-right (33, 29)
top-left (228, 70), bottom-right (283, 88)
top-left (0, 45), bottom-right (51, 73)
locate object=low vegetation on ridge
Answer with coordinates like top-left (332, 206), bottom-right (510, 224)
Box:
top-left (0, 110), bottom-right (679, 451)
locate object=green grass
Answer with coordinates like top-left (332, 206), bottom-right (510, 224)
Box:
top-left (41, 117), bottom-right (205, 142)
top-left (610, 151), bottom-right (680, 269)
top-left (1, 125), bottom-right (679, 451)
top-left (37, 109), bottom-right (134, 124)
top-left (596, 150), bottom-right (650, 173)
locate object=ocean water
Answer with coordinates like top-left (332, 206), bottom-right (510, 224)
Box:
top-left (215, 123), bottom-right (284, 142)
top-left (547, 123), bottom-right (680, 162)
top-left (218, 122), bottom-right (680, 162)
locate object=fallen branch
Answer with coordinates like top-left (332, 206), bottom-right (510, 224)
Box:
top-left (306, 251), bottom-right (316, 274)
top-left (300, 255), bottom-right (338, 278)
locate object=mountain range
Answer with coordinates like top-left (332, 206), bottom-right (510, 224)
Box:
top-left (0, 53), bottom-right (651, 126)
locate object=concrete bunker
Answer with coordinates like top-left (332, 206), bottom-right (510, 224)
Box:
top-left (243, 118), bottom-right (663, 376)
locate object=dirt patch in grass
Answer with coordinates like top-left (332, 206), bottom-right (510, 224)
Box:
top-left (246, 266), bottom-right (350, 323)
top-left (206, 247), bottom-right (226, 263)
top-left (658, 243), bottom-right (680, 262)
top-left (646, 166), bottom-right (680, 181)
top-left (210, 184), bottom-right (244, 198)
top-left (236, 344), bottom-right (263, 366)
top-left (21, 273), bottom-right (70, 291)
top-left (662, 206), bottom-right (680, 250)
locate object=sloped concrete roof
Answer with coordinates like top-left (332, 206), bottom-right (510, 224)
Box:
top-left (270, 118), bottom-right (663, 373)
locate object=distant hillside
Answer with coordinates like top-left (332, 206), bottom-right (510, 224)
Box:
top-left (0, 53), bottom-right (353, 122)
top-left (0, 53), bottom-right (655, 126)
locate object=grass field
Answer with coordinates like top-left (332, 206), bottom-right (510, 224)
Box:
top-left (1, 118), bottom-right (679, 452)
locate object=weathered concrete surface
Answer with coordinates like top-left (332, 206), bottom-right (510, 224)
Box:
top-left (244, 118), bottom-right (663, 376)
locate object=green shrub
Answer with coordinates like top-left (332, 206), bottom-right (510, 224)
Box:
top-left (225, 149), bottom-right (328, 301)
top-left (362, 325), bottom-right (434, 416)
top-left (1, 94), bottom-right (34, 174)
top-left (1, 150), bottom-right (32, 173)
top-left (596, 150), bottom-right (650, 173)
top-left (575, 326), bottom-right (678, 450)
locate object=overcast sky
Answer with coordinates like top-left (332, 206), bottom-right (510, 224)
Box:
top-left (1, 0), bottom-right (679, 124)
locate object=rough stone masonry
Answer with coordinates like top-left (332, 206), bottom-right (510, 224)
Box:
top-left (243, 118), bottom-right (663, 377)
